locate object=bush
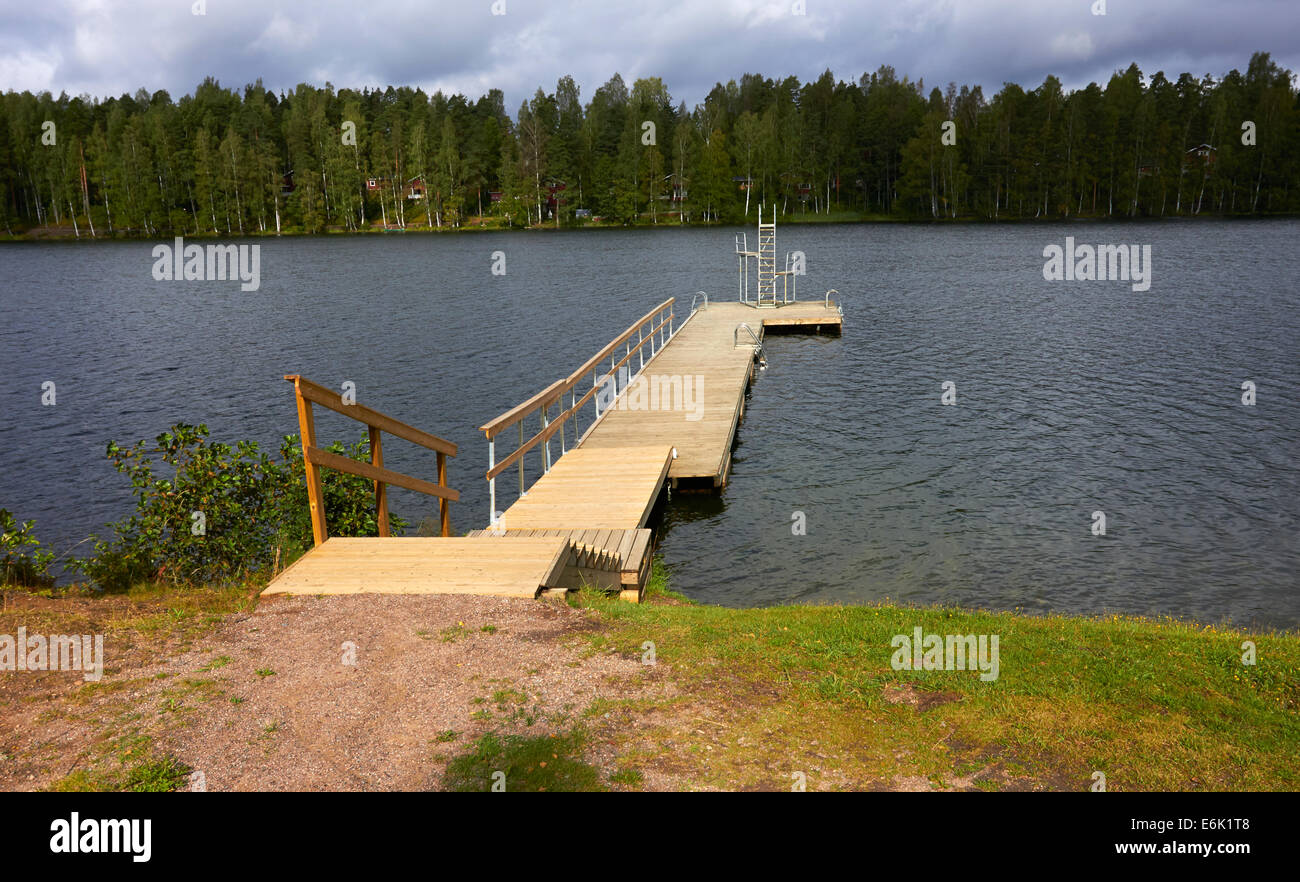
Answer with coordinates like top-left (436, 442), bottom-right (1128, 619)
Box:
top-left (0, 509), bottom-right (55, 588)
top-left (76, 423), bottom-right (405, 591)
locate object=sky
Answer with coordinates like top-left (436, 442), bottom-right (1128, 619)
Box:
top-left (1, 0), bottom-right (1297, 113)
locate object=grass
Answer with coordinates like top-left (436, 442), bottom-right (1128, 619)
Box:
top-left (0, 579), bottom-right (257, 651)
top-left (439, 623), bottom-right (471, 643)
top-left (567, 557), bottom-right (1300, 791)
top-left (442, 731), bottom-right (605, 792)
top-left (47, 733), bottom-right (191, 793)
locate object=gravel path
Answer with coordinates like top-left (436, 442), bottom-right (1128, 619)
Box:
top-left (2, 593), bottom-right (677, 791)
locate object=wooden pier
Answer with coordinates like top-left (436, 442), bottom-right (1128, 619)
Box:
top-left (581, 298), bottom-right (842, 487)
top-left (264, 218), bottom-right (842, 602)
top-left (464, 288), bottom-right (840, 599)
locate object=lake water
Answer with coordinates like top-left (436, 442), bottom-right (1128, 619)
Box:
top-left (2, 220), bottom-right (1297, 627)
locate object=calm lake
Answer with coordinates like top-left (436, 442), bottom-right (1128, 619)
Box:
top-left (2, 220), bottom-right (1297, 627)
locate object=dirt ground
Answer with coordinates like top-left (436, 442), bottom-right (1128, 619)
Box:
top-left (0, 593), bottom-right (687, 791)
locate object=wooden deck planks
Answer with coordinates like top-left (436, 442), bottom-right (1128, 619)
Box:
top-left (495, 445), bottom-right (673, 531)
top-left (261, 536), bottom-right (570, 597)
top-left (580, 300), bottom-right (841, 484)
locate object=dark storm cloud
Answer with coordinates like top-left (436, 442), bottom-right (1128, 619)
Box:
top-left (1, 0), bottom-right (1295, 111)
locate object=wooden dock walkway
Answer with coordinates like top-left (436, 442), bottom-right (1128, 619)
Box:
top-left (467, 292), bottom-right (841, 598)
top-left (581, 299), bottom-right (841, 487)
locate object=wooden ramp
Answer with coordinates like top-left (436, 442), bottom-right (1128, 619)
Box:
top-left (494, 445), bottom-right (673, 531)
top-left (581, 300), bottom-right (841, 486)
top-left (262, 536), bottom-right (569, 598)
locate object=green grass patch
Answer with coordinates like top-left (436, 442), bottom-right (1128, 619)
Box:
top-left (572, 559), bottom-right (1300, 791)
top-left (47, 733), bottom-right (191, 793)
top-left (440, 623), bottom-right (472, 643)
top-left (442, 731), bottom-right (604, 792)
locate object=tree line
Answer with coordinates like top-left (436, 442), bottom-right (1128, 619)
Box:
top-left (1, 51), bottom-right (1296, 236)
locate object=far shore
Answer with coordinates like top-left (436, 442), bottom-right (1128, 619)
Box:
top-left (5, 210), bottom-right (1296, 243)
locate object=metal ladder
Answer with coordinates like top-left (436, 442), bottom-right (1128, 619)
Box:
top-left (756, 205), bottom-right (777, 307)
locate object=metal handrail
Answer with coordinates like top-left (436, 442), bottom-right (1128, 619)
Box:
top-left (825, 288), bottom-right (838, 308)
top-left (690, 290), bottom-right (708, 313)
top-left (479, 297), bottom-right (678, 525)
top-left (734, 323), bottom-right (761, 349)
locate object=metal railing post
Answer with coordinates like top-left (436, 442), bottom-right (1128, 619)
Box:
top-left (541, 407), bottom-right (551, 472)
top-left (518, 422), bottom-right (526, 497)
top-left (487, 440), bottom-right (496, 526)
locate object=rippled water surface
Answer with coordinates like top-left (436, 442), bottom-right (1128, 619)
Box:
top-left (2, 220), bottom-right (1297, 626)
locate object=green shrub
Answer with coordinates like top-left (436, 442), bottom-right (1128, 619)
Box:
top-left (76, 423), bottom-right (405, 591)
top-left (0, 509), bottom-right (55, 587)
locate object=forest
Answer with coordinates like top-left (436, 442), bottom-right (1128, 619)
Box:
top-left (1, 51), bottom-right (1296, 237)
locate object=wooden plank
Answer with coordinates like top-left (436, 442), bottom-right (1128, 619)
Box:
top-left (592, 529), bottom-right (613, 568)
top-left (628, 530), bottom-right (652, 574)
top-left (286, 375), bottom-right (457, 456)
top-left (306, 447), bottom-right (460, 502)
top-left (261, 536), bottom-right (569, 597)
top-left (294, 392), bottom-right (328, 546)
top-left (614, 529), bottom-right (636, 569)
top-left (437, 451), bottom-right (450, 536)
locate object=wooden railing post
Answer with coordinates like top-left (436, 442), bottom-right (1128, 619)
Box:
top-left (285, 374), bottom-right (458, 545)
top-left (369, 425), bottom-right (389, 537)
top-left (438, 451), bottom-right (450, 536)
top-left (293, 380), bottom-right (328, 546)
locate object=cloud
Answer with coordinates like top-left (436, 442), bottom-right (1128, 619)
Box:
top-left (0, 0), bottom-right (1294, 110)
top-left (1050, 31), bottom-right (1095, 63)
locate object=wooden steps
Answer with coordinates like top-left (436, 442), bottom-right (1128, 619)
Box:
top-left (261, 536), bottom-right (570, 598)
top-left (465, 527), bottom-right (654, 602)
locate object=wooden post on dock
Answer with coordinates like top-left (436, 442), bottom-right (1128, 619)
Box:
top-left (369, 425), bottom-right (389, 537)
top-left (292, 378), bottom-right (329, 547)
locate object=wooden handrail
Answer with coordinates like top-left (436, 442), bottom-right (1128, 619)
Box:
top-left (285, 374), bottom-right (458, 543)
top-left (564, 297), bottom-right (675, 386)
top-left (305, 448), bottom-right (460, 501)
top-left (478, 297), bottom-right (674, 440)
top-left (479, 379), bottom-right (567, 441)
top-left (477, 297), bottom-right (677, 526)
top-left (292, 375), bottom-right (457, 456)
